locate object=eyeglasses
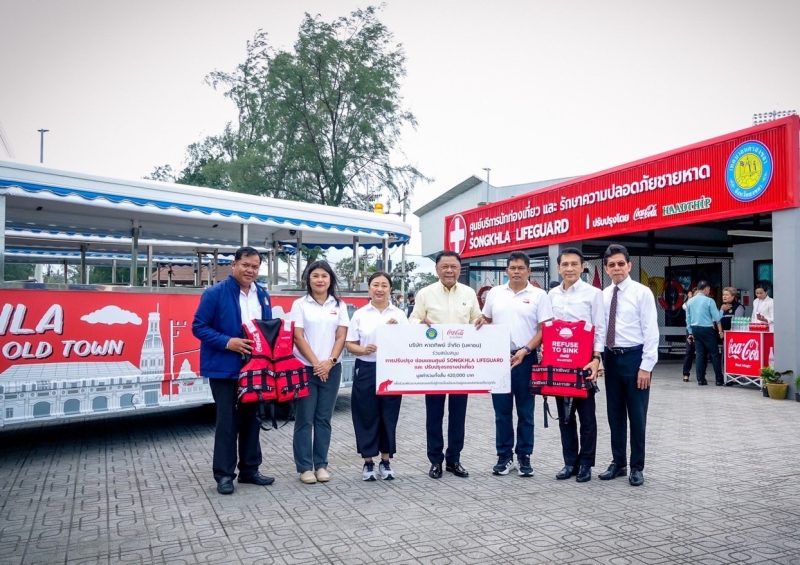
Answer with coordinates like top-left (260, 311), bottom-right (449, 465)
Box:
top-left (606, 261), bottom-right (628, 268)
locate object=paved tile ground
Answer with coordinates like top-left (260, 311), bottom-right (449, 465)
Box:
top-left (1, 360), bottom-right (800, 565)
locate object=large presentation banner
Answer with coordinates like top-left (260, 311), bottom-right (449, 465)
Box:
top-left (375, 324), bottom-right (510, 395)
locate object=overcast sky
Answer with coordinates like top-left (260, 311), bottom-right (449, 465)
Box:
top-left (2, 0), bottom-right (799, 260)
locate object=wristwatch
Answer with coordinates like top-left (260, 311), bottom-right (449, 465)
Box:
top-left (330, 356), bottom-right (338, 365)
top-left (592, 355), bottom-right (602, 361)
top-left (522, 345), bottom-right (533, 355)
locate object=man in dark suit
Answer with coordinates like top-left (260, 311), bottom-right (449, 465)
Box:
top-left (599, 244), bottom-right (659, 487)
top-left (192, 246), bottom-right (275, 494)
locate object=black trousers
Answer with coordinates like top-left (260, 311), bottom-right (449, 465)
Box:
top-left (602, 347), bottom-right (649, 471)
top-left (209, 378), bottom-right (262, 482)
top-left (555, 391), bottom-right (597, 467)
top-left (351, 360), bottom-right (402, 457)
top-left (692, 326), bottom-right (723, 384)
top-left (682, 334), bottom-right (695, 376)
top-left (425, 393), bottom-right (468, 465)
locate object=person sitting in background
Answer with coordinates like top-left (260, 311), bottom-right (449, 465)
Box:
top-left (719, 287), bottom-right (745, 331)
top-left (750, 282), bottom-right (774, 331)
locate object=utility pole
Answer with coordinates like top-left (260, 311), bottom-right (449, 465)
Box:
top-left (37, 128), bottom-right (49, 163)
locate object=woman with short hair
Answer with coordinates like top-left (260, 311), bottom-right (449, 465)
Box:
top-left (719, 287), bottom-right (745, 331)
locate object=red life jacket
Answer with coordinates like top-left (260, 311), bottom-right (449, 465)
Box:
top-left (531, 319), bottom-right (595, 399)
top-left (238, 318), bottom-right (310, 404)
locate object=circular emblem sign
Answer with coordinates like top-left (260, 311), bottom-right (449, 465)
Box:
top-left (725, 141), bottom-right (773, 202)
top-left (425, 328), bottom-right (438, 340)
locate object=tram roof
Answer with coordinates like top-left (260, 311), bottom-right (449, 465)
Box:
top-left (0, 160), bottom-right (411, 256)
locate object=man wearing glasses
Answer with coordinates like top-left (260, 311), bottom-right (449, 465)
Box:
top-left (599, 244), bottom-right (659, 487)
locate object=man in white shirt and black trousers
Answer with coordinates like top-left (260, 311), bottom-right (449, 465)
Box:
top-left (599, 244), bottom-right (659, 487)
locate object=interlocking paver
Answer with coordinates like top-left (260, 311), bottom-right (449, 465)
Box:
top-left (2, 360), bottom-right (800, 564)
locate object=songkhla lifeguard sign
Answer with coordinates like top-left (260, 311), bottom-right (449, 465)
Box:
top-left (445, 116), bottom-right (800, 258)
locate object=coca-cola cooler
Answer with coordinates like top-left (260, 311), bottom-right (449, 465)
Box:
top-left (723, 331), bottom-right (775, 387)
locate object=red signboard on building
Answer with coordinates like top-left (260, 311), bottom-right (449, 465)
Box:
top-left (445, 116), bottom-right (800, 258)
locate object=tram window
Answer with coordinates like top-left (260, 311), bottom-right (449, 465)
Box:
top-left (5, 408), bottom-right (13, 419)
top-left (63, 399), bottom-right (80, 414)
top-left (33, 402), bottom-right (51, 418)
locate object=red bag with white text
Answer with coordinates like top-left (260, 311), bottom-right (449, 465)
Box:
top-left (531, 319), bottom-right (595, 399)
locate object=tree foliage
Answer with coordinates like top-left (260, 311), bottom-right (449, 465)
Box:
top-left (152, 6), bottom-right (426, 210)
top-left (335, 253), bottom-right (421, 292)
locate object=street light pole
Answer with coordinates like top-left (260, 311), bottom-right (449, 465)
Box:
top-left (37, 128), bottom-right (49, 163)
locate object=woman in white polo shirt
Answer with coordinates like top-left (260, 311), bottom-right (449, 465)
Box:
top-left (290, 260), bottom-right (350, 484)
top-left (345, 271), bottom-right (408, 481)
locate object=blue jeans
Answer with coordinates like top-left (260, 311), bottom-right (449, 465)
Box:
top-left (491, 353), bottom-right (536, 459)
top-left (293, 364), bottom-right (341, 472)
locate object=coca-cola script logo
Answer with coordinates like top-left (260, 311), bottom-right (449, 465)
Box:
top-left (446, 329), bottom-right (465, 338)
top-left (558, 327), bottom-right (574, 339)
top-left (633, 204), bottom-right (658, 221)
top-left (727, 338), bottom-right (760, 361)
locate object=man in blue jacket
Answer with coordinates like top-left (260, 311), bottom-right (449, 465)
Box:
top-left (192, 246), bottom-right (274, 494)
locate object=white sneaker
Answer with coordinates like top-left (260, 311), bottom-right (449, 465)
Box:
top-left (362, 461), bottom-right (376, 481)
top-left (315, 467), bottom-right (331, 482)
top-left (378, 460), bottom-right (394, 480)
top-left (300, 470), bottom-right (317, 484)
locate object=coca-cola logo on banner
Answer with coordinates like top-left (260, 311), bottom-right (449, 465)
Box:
top-left (633, 204), bottom-right (658, 221)
top-left (727, 338), bottom-right (760, 361)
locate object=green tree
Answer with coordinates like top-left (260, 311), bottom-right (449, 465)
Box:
top-left (153, 6), bottom-right (426, 210)
top-left (412, 271), bottom-right (438, 292)
top-left (3, 264), bottom-right (34, 282)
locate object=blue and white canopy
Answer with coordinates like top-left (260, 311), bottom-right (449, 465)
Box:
top-left (0, 160), bottom-right (410, 259)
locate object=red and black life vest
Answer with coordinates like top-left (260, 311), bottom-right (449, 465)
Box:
top-left (238, 318), bottom-right (310, 404)
top-left (531, 319), bottom-right (595, 399)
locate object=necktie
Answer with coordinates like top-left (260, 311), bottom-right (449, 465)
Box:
top-left (606, 285), bottom-right (619, 348)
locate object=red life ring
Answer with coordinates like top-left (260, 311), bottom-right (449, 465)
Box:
top-left (658, 279), bottom-right (685, 311)
top-left (477, 285), bottom-right (492, 309)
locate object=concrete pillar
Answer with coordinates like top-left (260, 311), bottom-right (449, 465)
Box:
top-left (772, 208), bottom-right (800, 396)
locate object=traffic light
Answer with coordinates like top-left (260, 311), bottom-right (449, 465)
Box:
top-left (373, 202), bottom-right (384, 214)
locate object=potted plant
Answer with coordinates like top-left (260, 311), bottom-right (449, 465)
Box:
top-left (760, 367), bottom-right (790, 400)
top-left (795, 374), bottom-right (800, 403)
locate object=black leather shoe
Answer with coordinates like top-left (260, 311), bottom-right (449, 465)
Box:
top-left (428, 463), bottom-right (442, 479)
top-left (445, 461), bottom-right (469, 478)
top-left (239, 472), bottom-right (275, 486)
top-left (629, 469), bottom-right (644, 486)
top-left (576, 465), bottom-right (592, 483)
top-left (555, 465), bottom-right (576, 480)
top-left (715, 381), bottom-right (724, 386)
top-left (217, 477), bottom-right (234, 495)
top-left (698, 380), bottom-right (708, 386)
top-left (598, 463), bottom-right (627, 480)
